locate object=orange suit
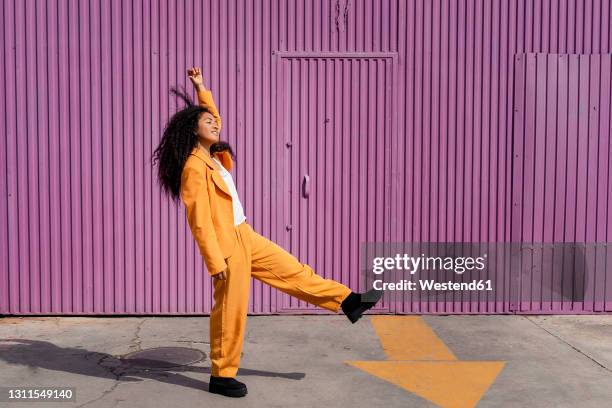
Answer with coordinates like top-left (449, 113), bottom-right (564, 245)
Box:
top-left (180, 87), bottom-right (352, 377)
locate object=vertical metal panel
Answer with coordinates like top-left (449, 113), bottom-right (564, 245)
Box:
top-left (398, 0), bottom-right (612, 314)
top-left (274, 53), bottom-right (396, 312)
top-left (1, 0), bottom-right (612, 315)
top-left (512, 53), bottom-right (612, 313)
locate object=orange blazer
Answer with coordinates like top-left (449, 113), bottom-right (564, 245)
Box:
top-left (180, 87), bottom-right (237, 276)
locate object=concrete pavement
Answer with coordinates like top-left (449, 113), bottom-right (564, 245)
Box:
top-left (1, 314), bottom-right (611, 407)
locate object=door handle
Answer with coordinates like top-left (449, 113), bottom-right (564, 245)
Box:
top-left (302, 174), bottom-right (310, 198)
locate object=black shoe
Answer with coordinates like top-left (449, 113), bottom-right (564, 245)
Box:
top-left (209, 375), bottom-right (248, 398)
top-left (341, 288), bottom-right (383, 324)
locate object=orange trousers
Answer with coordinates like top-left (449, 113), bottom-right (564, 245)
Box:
top-left (210, 221), bottom-right (353, 377)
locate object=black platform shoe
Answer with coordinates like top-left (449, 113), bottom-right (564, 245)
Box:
top-left (209, 375), bottom-right (248, 398)
top-left (341, 288), bottom-right (383, 324)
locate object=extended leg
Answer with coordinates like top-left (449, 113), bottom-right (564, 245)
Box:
top-left (245, 223), bottom-right (352, 312)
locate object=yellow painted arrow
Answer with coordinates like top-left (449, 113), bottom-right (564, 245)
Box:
top-left (346, 316), bottom-right (505, 408)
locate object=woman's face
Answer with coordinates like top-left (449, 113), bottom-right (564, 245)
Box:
top-left (196, 111), bottom-right (220, 145)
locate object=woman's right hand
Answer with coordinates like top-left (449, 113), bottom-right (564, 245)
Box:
top-left (212, 267), bottom-right (227, 280)
top-left (187, 67), bottom-right (205, 90)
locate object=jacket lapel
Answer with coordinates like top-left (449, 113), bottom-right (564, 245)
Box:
top-left (190, 147), bottom-right (233, 198)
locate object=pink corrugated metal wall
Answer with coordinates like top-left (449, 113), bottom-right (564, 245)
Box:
top-left (512, 53), bottom-right (612, 313)
top-left (275, 53), bottom-right (398, 313)
top-left (1, 0), bottom-right (611, 315)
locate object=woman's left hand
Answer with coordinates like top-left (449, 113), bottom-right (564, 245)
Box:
top-left (212, 268), bottom-right (227, 280)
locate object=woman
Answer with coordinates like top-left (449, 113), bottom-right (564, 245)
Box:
top-left (152, 66), bottom-right (382, 398)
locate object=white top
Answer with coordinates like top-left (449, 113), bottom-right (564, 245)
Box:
top-left (212, 157), bottom-right (247, 226)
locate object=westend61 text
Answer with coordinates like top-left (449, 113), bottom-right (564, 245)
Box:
top-left (372, 279), bottom-right (493, 291)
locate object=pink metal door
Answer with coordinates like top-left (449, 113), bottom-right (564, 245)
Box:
top-left (511, 53), bottom-right (612, 313)
top-left (273, 52), bottom-right (398, 313)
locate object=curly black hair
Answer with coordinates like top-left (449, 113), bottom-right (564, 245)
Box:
top-left (152, 85), bottom-right (236, 203)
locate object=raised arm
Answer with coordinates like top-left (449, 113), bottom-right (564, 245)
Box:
top-left (187, 67), bottom-right (222, 131)
top-left (196, 86), bottom-right (222, 131)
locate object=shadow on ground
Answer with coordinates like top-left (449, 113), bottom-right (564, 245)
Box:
top-left (0, 338), bottom-right (305, 392)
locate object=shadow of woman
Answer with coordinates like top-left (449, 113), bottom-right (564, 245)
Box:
top-left (0, 338), bottom-right (305, 392)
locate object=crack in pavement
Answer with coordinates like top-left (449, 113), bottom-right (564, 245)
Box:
top-left (70, 319), bottom-right (212, 407)
top-left (74, 352), bottom-right (123, 408)
top-left (75, 377), bottom-right (122, 408)
top-left (524, 316), bottom-right (612, 374)
top-left (128, 318), bottom-right (148, 353)
top-left (76, 318), bottom-right (151, 407)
